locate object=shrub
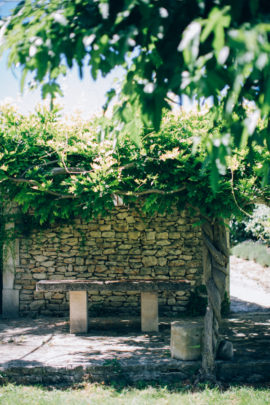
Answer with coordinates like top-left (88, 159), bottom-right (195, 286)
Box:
top-left (230, 205), bottom-right (270, 246)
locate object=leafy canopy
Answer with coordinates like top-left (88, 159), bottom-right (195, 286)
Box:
top-left (0, 106), bottom-right (268, 224)
top-left (1, 0), bottom-right (270, 184)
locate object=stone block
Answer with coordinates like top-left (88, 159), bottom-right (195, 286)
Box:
top-left (141, 292), bottom-right (159, 332)
top-left (171, 320), bottom-right (203, 360)
top-left (114, 224), bottom-right (129, 232)
top-left (33, 273), bottom-right (46, 280)
top-left (30, 300), bottom-right (45, 310)
top-left (157, 232), bottom-right (168, 240)
top-left (126, 216), bottom-right (135, 223)
top-left (102, 231), bottom-right (115, 238)
top-left (169, 260), bottom-right (185, 267)
top-left (100, 224), bottom-right (111, 231)
top-left (128, 231), bottom-right (140, 240)
top-left (146, 232), bottom-right (156, 241)
top-left (134, 222), bottom-right (145, 231)
top-left (169, 232), bottom-right (181, 239)
top-left (75, 257), bottom-right (84, 265)
top-left (70, 291), bottom-right (88, 333)
top-left (117, 212), bottom-right (128, 220)
top-left (142, 250), bottom-right (157, 256)
top-left (35, 255), bottom-right (49, 262)
top-left (142, 256), bottom-right (157, 267)
top-left (158, 257), bottom-right (167, 266)
top-left (157, 240), bottom-right (171, 246)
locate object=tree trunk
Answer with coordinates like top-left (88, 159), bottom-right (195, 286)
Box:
top-left (199, 219), bottom-right (230, 381)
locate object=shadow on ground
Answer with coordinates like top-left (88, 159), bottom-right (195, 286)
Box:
top-left (0, 313), bottom-right (269, 386)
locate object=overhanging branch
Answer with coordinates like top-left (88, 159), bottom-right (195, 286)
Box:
top-left (7, 176), bottom-right (76, 199)
top-left (115, 186), bottom-right (186, 196)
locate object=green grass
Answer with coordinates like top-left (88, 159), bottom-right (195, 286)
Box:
top-left (0, 383), bottom-right (270, 405)
top-left (231, 242), bottom-right (270, 267)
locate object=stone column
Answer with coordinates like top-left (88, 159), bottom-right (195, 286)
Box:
top-left (141, 292), bottom-right (159, 332)
top-left (2, 220), bottom-right (20, 317)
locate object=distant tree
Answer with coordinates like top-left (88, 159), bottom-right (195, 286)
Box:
top-left (0, 0), bottom-right (269, 184)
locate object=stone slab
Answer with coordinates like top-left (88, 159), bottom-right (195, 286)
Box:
top-left (37, 279), bottom-right (190, 292)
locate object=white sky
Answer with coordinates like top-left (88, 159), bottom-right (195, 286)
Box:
top-left (0, 0), bottom-right (191, 118)
top-left (0, 48), bottom-right (123, 118)
top-left (0, 1), bottom-right (123, 118)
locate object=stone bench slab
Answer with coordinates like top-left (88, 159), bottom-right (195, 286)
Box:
top-left (36, 279), bottom-right (190, 292)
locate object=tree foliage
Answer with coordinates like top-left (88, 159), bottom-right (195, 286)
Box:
top-left (0, 0), bottom-right (269, 183)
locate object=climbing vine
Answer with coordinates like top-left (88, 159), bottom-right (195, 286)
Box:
top-left (0, 106), bottom-right (268, 224)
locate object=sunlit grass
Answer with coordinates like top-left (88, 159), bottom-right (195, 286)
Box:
top-left (0, 383), bottom-right (269, 405)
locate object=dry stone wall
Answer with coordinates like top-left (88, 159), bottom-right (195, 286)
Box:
top-left (14, 207), bottom-right (203, 317)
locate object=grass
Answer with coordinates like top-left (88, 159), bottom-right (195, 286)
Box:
top-left (231, 241), bottom-right (270, 267)
top-left (0, 383), bottom-right (270, 405)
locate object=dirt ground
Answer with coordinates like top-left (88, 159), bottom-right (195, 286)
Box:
top-left (230, 255), bottom-right (270, 312)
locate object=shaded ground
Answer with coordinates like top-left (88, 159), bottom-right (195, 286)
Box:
top-left (0, 313), bottom-right (269, 385)
top-left (0, 256), bottom-right (269, 384)
top-left (0, 314), bottom-right (269, 365)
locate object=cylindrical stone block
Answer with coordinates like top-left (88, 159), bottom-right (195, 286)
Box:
top-left (171, 319), bottom-right (203, 360)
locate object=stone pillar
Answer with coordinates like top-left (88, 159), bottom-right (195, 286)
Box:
top-left (141, 292), bottom-right (159, 332)
top-left (2, 220), bottom-right (20, 317)
top-left (69, 291), bottom-right (88, 333)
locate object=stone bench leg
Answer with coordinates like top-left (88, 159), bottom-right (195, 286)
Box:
top-left (141, 292), bottom-right (159, 332)
top-left (69, 291), bottom-right (88, 333)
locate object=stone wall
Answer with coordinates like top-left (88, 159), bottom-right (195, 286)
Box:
top-left (14, 207), bottom-right (203, 317)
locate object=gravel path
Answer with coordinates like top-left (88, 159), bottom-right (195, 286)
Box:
top-left (230, 256), bottom-right (270, 313)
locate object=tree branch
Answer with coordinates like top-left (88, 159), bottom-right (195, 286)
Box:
top-left (7, 176), bottom-right (76, 199)
top-left (202, 231), bottom-right (227, 267)
top-left (21, 160), bottom-right (59, 177)
top-left (50, 167), bottom-right (90, 175)
top-left (115, 186), bottom-right (186, 196)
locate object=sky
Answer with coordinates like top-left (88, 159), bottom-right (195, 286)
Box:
top-left (0, 0), bottom-right (122, 118)
top-left (0, 0), bottom-right (190, 119)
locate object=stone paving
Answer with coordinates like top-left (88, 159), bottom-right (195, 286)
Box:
top-left (0, 313), bottom-right (269, 385)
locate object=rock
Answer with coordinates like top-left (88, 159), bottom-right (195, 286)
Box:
top-left (142, 256), bottom-right (158, 267)
top-left (157, 232), bottom-right (168, 240)
top-left (146, 232), bottom-right (156, 240)
top-left (217, 340), bottom-right (234, 360)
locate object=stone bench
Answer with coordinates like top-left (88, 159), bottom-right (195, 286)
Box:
top-left (36, 280), bottom-right (190, 334)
